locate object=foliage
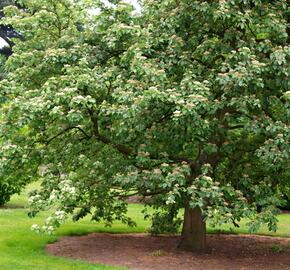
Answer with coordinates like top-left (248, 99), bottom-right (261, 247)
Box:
top-left (0, 0), bottom-right (289, 240)
top-left (0, 50), bottom-right (15, 205)
top-left (0, 55), bottom-right (6, 80)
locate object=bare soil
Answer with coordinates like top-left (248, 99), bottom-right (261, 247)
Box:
top-left (46, 233), bottom-right (290, 270)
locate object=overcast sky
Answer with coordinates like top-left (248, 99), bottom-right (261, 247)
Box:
top-left (0, 38), bottom-right (9, 49)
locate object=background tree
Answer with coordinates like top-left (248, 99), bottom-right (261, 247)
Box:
top-left (0, 0), bottom-right (23, 56)
top-left (0, 0), bottom-right (289, 251)
top-left (0, 0), bottom-right (19, 205)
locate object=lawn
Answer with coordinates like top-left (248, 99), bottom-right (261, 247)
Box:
top-left (0, 182), bottom-right (290, 270)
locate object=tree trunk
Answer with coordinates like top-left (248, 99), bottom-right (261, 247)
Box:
top-left (178, 204), bottom-right (206, 252)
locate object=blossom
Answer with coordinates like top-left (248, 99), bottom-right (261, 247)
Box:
top-left (173, 110), bottom-right (182, 117)
top-left (153, 168), bottom-right (162, 175)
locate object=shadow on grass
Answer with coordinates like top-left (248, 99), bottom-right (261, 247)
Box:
top-left (0, 204), bottom-right (25, 209)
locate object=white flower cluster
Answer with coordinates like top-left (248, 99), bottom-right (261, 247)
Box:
top-left (59, 180), bottom-right (77, 198)
top-left (28, 194), bottom-right (47, 211)
top-left (54, 210), bottom-right (67, 222)
top-left (48, 190), bottom-right (58, 203)
top-left (31, 210), bottom-right (67, 234)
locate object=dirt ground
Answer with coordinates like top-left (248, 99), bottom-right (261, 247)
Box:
top-left (46, 233), bottom-right (290, 270)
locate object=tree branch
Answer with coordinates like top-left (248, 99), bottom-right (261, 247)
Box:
top-left (43, 126), bottom-right (90, 145)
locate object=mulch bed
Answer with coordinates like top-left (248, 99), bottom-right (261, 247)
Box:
top-left (46, 233), bottom-right (290, 270)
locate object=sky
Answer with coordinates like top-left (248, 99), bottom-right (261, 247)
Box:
top-left (0, 38), bottom-right (9, 49)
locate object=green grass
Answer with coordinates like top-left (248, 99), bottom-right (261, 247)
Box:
top-left (1, 182), bottom-right (290, 270)
top-left (209, 214), bottom-right (290, 237)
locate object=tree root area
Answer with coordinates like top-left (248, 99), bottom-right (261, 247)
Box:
top-left (46, 233), bottom-right (290, 270)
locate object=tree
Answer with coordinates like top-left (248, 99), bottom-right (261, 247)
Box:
top-left (0, 0), bottom-right (289, 251)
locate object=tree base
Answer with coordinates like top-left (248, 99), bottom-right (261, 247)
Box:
top-left (178, 205), bottom-right (206, 252)
top-left (177, 235), bottom-right (207, 252)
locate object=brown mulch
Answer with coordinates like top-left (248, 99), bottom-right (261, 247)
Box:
top-left (46, 233), bottom-right (290, 270)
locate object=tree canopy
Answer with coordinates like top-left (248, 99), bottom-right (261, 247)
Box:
top-left (0, 0), bottom-right (289, 251)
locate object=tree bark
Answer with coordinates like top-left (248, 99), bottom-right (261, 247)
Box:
top-left (178, 204), bottom-right (206, 252)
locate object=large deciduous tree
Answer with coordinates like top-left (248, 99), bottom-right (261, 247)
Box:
top-left (0, 0), bottom-right (289, 251)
